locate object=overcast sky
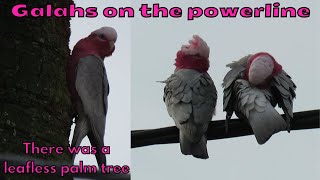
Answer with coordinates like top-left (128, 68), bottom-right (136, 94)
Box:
top-left (131, 1), bottom-right (319, 180)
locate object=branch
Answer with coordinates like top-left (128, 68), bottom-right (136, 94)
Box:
top-left (131, 109), bottom-right (319, 148)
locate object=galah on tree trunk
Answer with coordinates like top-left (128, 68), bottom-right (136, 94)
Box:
top-left (160, 35), bottom-right (217, 159)
top-left (222, 52), bottom-right (296, 144)
top-left (66, 26), bottom-right (117, 166)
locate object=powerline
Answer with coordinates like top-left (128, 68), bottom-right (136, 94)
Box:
top-left (132, 109), bottom-right (319, 148)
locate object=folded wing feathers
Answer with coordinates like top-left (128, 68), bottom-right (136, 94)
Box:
top-left (272, 70), bottom-right (296, 118)
top-left (163, 69), bottom-right (217, 129)
top-left (222, 55), bottom-right (250, 112)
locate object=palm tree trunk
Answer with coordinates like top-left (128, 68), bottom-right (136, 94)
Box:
top-left (0, 1), bottom-right (73, 179)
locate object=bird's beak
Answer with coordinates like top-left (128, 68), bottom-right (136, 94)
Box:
top-left (109, 41), bottom-right (115, 50)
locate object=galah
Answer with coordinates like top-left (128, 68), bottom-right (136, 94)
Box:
top-left (222, 52), bottom-right (296, 144)
top-left (160, 35), bottom-right (217, 159)
top-left (66, 26), bottom-right (117, 166)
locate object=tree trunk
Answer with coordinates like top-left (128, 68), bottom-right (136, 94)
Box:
top-left (0, 1), bottom-right (73, 179)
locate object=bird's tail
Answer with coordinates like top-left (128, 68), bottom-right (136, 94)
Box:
top-left (179, 131), bottom-right (209, 159)
top-left (71, 102), bottom-right (90, 164)
top-left (248, 103), bottom-right (287, 144)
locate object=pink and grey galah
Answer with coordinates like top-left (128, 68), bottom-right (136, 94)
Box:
top-left (223, 52), bottom-right (296, 144)
top-left (160, 35), bottom-right (217, 159)
top-left (66, 26), bottom-right (117, 166)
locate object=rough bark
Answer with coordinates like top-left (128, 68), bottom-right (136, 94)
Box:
top-left (0, 1), bottom-right (74, 179)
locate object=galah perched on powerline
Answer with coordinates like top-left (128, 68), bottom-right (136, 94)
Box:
top-left (66, 26), bottom-right (117, 166)
top-left (222, 52), bottom-right (296, 144)
top-left (160, 35), bottom-right (217, 159)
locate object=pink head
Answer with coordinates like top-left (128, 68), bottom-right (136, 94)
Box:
top-left (72, 26), bottom-right (117, 60)
top-left (245, 52), bottom-right (282, 86)
top-left (175, 35), bottom-right (210, 73)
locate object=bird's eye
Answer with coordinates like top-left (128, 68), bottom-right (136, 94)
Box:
top-left (98, 34), bottom-right (107, 40)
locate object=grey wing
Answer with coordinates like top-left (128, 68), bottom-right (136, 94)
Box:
top-left (271, 70), bottom-right (296, 130)
top-left (234, 80), bottom-right (269, 117)
top-left (192, 73), bottom-right (217, 123)
top-left (163, 70), bottom-right (217, 141)
top-left (191, 73), bottom-right (217, 134)
top-left (102, 67), bottom-right (109, 114)
top-left (222, 55), bottom-right (250, 114)
top-left (234, 79), bottom-right (287, 144)
top-left (163, 73), bottom-right (192, 124)
top-left (75, 55), bottom-right (108, 141)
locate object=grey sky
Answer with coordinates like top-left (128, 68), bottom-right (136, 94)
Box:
top-left (132, 1), bottom-right (319, 180)
top-left (69, 0), bottom-right (131, 167)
